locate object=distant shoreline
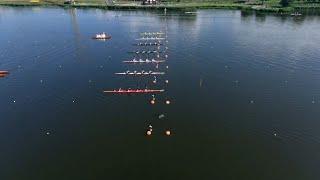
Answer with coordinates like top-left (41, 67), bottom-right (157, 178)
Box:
top-left (1, 1), bottom-right (320, 14)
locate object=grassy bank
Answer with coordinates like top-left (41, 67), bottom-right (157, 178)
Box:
top-left (1, 0), bottom-right (320, 13)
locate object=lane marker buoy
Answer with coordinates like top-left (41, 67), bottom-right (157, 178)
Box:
top-left (165, 130), bottom-right (171, 136)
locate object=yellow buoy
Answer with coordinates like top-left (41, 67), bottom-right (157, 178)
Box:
top-left (166, 100), bottom-right (170, 105)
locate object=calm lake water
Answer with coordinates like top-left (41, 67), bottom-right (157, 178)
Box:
top-left (1, 7), bottom-right (320, 180)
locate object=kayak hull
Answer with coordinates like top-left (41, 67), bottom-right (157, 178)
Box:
top-left (92, 36), bottom-right (111, 40)
top-left (104, 89), bottom-right (164, 94)
top-left (0, 71), bottom-right (9, 74)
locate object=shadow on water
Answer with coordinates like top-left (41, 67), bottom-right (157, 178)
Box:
top-left (240, 9), bottom-right (320, 26)
top-left (255, 12), bottom-right (266, 23)
top-left (240, 10), bottom-right (254, 22)
top-left (69, 8), bottom-right (88, 61)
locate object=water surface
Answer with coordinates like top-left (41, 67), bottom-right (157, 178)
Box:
top-left (1, 7), bottom-right (320, 180)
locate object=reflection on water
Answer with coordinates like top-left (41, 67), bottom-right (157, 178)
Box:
top-left (1, 7), bottom-right (320, 180)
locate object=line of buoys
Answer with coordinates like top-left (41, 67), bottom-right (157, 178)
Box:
top-left (157, 11), bottom-right (173, 137)
top-left (146, 129), bottom-right (172, 136)
top-left (146, 125), bottom-right (153, 136)
top-left (153, 76), bottom-right (157, 84)
top-left (150, 95), bottom-right (156, 104)
top-left (133, 11), bottom-right (172, 137)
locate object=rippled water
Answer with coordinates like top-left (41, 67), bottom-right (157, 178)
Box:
top-left (1, 7), bottom-right (320, 180)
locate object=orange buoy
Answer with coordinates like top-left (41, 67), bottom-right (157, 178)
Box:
top-left (165, 130), bottom-right (171, 136)
top-left (151, 100), bottom-right (155, 104)
top-left (147, 130), bottom-right (152, 136)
